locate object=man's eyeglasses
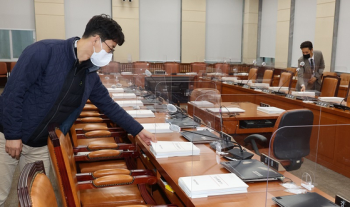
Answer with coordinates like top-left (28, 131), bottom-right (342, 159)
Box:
top-left (103, 41), bottom-right (115, 53)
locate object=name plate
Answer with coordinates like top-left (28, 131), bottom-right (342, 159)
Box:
top-left (261, 89), bottom-right (272, 94)
top-left (285, 94), bottom-right (296, 100)
top-left (316, 101), bottom-right (331, 108)
top-left (260, 153), bottom-right (286, 172)
top-left (193, 115), bottom-right (202, 124)
top-left (220, 131), bottom-right (232, 142)
top-left (242, 84), bottom-right (250, 89)
top-left (336, 195), bottom-right (350, 207)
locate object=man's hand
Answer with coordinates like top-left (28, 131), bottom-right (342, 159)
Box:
top-left (301, 85), bottom-right (306, 92)
top-left (308, 76), bottom-right (316, 84)
top-left (137, 129), bottom-right (157, 146)
top-left (5, 139), bottom-right (23, 160)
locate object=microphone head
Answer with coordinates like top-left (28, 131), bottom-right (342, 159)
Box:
top-left (116, 83), bottom-right (122, 88)
top-left (169, 124), bottom-right (181, 132)
top-left (262, 62), bottom-right (266, 66)
top-left (167, 104), bottom-right (177, 113)
top-left (145, 69), bottom-right (152, 77)
top-left (300, 61), bottom-right (305, 67)
top-left (296, 68), bottom-right (300, 72)
top-left (252, 60), bottom-right (256, 65)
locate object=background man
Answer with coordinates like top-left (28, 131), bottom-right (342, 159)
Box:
top-left (0, 14), bottom-right (155, 206)
top-left (296, 41), bottom-right (325, 92)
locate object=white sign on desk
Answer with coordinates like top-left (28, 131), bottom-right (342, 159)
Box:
top-left (112, 93), bottom-right (136, 99)
top-left (116, 100), bottom-right (144, 107)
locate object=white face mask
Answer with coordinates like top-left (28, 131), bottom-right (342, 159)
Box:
top-left (90, 39), bottom-right (113, 67)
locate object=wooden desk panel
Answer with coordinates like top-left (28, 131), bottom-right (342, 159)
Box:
top-left (187, 102), bottom-right (278, 134)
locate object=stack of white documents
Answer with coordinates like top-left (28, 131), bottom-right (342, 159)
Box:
top-left (257, 107), bottom-right (285, 114)
top-left (126, 110), bottom-right (155, 118)
top-left (112, 93), bottom-right (136, 99)
top-left (291, 91), bottom-right (315, 97)
top-left (107, 88), bottom-right (124, 93)
top-left (207, 107), bottom-right (245, 113)
top-left (190, 101), bottom-right (215, 108)
top-left (178, 173), bottom-right (248, 198)
top-left (268, 87), bottom-right (289, 92)
top-left (186, 72), bottom-right (197, 75)
top-left (318, 97), bottom-right (344, 103)
top-left (150, 141), bottom-right (200, 158)
top-left (248, 82), bottom-right (270, 89)
top-left (222, 77), bottom-right (238, 82)
top-left (116, 100), bottom-right (144, 107)
top-left (121, 72), bottom-right (133, 75)
top-left (141, 123), bottom-right (173, 133)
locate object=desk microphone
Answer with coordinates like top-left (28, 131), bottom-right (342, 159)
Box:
top-left (333, 92), bottom-right (350, 111)
top-left (238, 72), bottom-right (257, 86)
top-left (274, 75), bottom-right (291, 96)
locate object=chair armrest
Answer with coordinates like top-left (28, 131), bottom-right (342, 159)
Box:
top-left (78, 175), bottom-right (157, 190)
top-left (73, 143), bottom-right (136, 153)
top-left (243, 134), bottom-right (268, 155)
top-left (74, 150), bottom-right (139, 162)
top-left (76, 169), bottom-right (155, 181)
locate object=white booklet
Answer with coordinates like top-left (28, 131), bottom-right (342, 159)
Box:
top-left (257, 106), bottom-right (285, 114)
top-left (190, 101), bottom-right (215, 108)
top-left (291, 91), bottom-right (315, 97)
top-left (112, 93), bottom-right (136, 99)
top-left (126, 110), bottom-right (155, 118)
top-left (318, 97), bottom-right (344, 103)
top-left (107, 88), bottom-right (124, 93)
top-left (141, 123), bottom-right (173, 133)
top-left (206, 107), bottom-right (245, 113)
top-left (178, 173), bottom-right (248, 198)
top-left (150, 141), bottom-right (200, 158)
top-left (116, 100), bottom-right (144, 107)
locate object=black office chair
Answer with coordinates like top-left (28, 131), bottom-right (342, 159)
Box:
top-left (244, 109), bottom-right (314, 171)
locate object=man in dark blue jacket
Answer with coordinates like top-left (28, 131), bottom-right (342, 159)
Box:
top-left (0, 14), bottom-right (155, 205)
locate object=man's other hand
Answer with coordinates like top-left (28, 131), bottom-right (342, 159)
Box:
top-left (301, 85), bottom-right (306, 92)
top-left (308, 76), bottom-right (316, 84)
top-left (5, 139), bottom-right (23, 160)
top-left (137, 129), bottom-right (157, 146)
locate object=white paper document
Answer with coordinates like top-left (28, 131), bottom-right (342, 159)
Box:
top-left (222, 77), bottom-right (238, 82)
top-left (206, 107), bottom-right (245, 113)
top-left (291, 91), bottom-right (315, 97)
top-left (178, 173), bottom-right (248, 198)
top-left (141, 123), bottom-right (173, 133)
top-left (257, 107), bottom-right (285, 114)
top-left (150, 141), bottom-right (200, 158)
top-left (116, 100), bottom-right (144, 107)
top-left (107, 88), bottom-right (124, 93)
top-left (126, 110), bottom-right (155, 118)
top-left (318, 97), bottom-right (344, 103)
top-left (268, 87), bottom-right (289, 92)
top-left (190, 101), bottom-right (215, 108)
top-left (248, 82), bottom-right (270, 88)
top-left (112, 93), bottom-right (137, 99)
top-left (121, 72), bottom-right (133, 75)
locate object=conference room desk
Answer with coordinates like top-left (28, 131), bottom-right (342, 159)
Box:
top-left (219, 82), bottom-right (350, 178)
top-left (187, 102), bottom-right (279, 135)
top-left (133, 125), bottom-right (333, 207)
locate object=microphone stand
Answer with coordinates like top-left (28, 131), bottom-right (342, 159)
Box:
top-left (274, 75), bottom-right (291, 96)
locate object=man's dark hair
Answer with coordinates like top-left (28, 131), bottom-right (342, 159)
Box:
top-left (83, 14), bottom-right (125, 46)
top-left (300, 41), bottom-right (313, 50)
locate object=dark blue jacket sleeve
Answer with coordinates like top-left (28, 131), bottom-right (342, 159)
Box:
top-left (3, 42), bottom-right (49, 140)
top-left (88, 76), bottom-right (144, 136)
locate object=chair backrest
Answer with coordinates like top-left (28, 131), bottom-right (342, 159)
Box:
top-left (10, 62), bottom-right (16, 72)
top-left (0, 62), bottom-right (7, 75)
top-left (100, 61), bottom-right (120, 74)
top-left (271, 109), bottom-right (314, 170)
top-left (18, 161), bottom-right (58, 207)
top-left (191, 62), bottom-right (206, 73)
top-left (345, 81), bottom-right (350, 102)
top-left (278, 71), bottom-right (293, 88)
top-left (248, 68), bottom-right (258, 83)
top-left (340, 73), bottom-right (350, 86)
top-left (322, 72), bottom-right (338, 79)
top-left (320, 75), bottom-right (340, 97)
top-left (190, 88), bottom-right (221, 105)
top-left (164, 62), bottom-right (180, 74)
top-left (285, 67), bottom-right (297, 76)
top-left (48, 125), bottom-right (81, 207)
top-left (261, 69), bottom-right (274, 85)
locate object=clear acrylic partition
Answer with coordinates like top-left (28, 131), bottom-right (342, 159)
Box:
top-left (263, 113), bottom-right (350, 206)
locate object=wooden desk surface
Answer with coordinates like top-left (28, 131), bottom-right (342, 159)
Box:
top-left (187, 102), bottom-right (279, 134)
top-left (135, 127), bottom-right (333, 207)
